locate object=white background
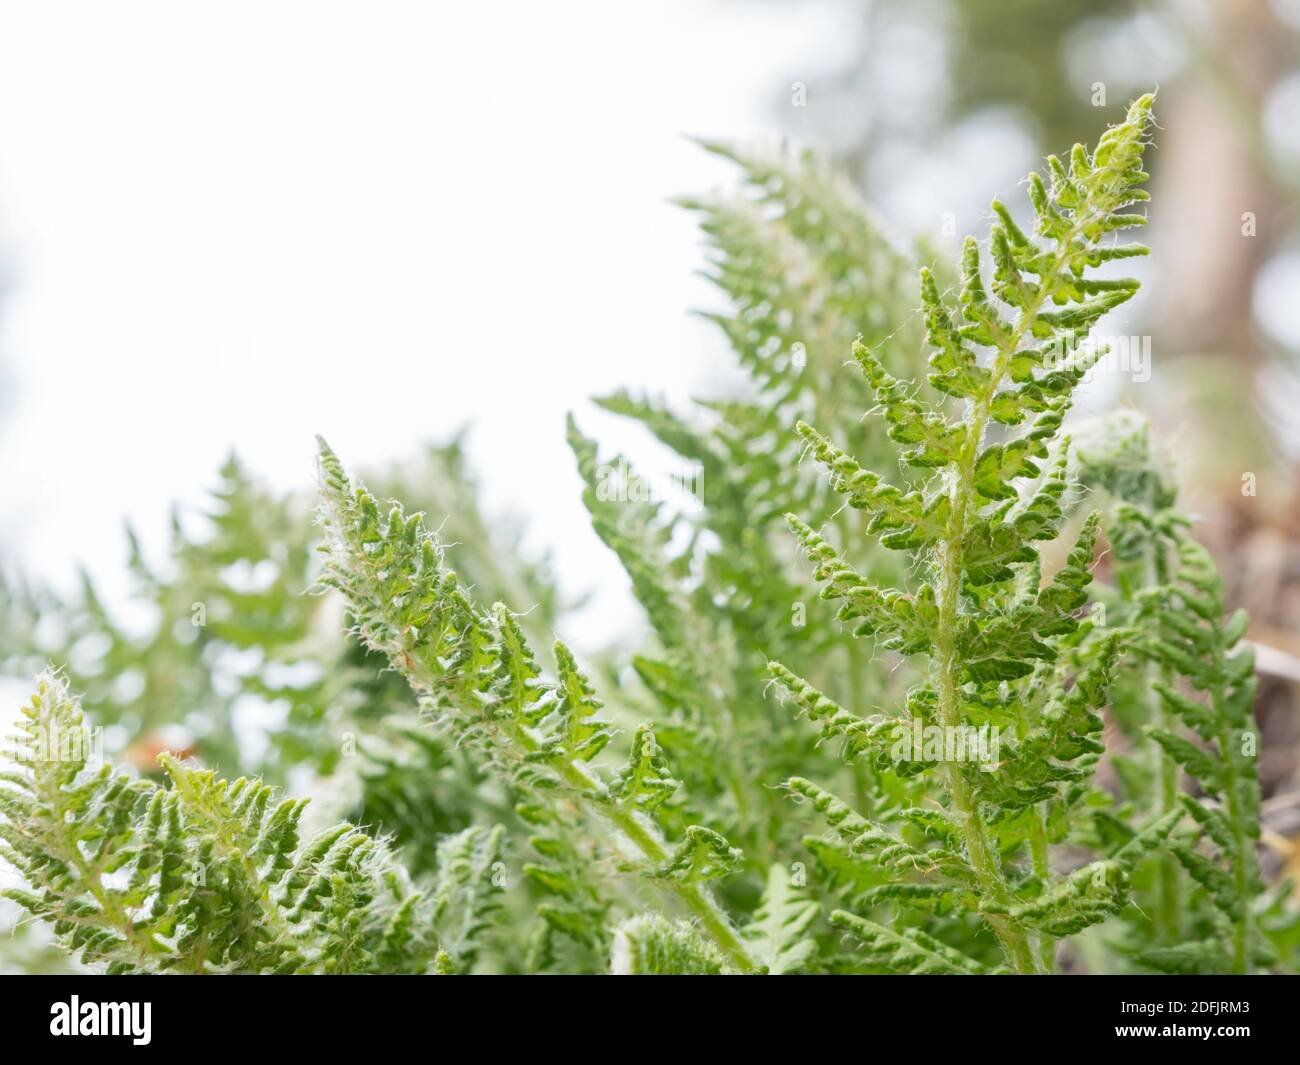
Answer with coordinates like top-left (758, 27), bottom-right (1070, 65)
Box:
top-left (0, 1), bottom-right (870, 647)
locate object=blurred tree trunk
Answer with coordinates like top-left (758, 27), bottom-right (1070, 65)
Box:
top-left (1151, 0), bottom-right (1290, 371)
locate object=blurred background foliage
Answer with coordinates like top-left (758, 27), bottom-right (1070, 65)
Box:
top-left (3, 0), bottom-right (1300, 971)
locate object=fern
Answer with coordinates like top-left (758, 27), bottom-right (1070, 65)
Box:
top-left (768, 94), bottom-right (1165, 974)
top-left (1135, 536), bottom-right (1266, 972)
top-left (609, 913), bottom-right (728, 975)
top-left (560, 148), bottom-right (931, 869)
top-left (830, 911), bottom-right (1009, 975)
top-left (428, 825), bottom-right (506, 972)
top-left (314, 438), bottom-right (759, 972)
top-left (1069, 411), bottom-right (1283, 973)
top-left (741, 864), bottom-right (818, 974)
top-left (0, 671), bottom-right (439, 973)
top-left (0, 93), bottom-right (1285, 976)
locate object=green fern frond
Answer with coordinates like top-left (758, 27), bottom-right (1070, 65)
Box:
top-left (781, 94), bottom-right (1160, 974)
top-left (429, 825), bottom-right (506, 971)
top-left (314, 436), bottom-right (758, 972)
top-left (830, 911), bottom-right (1007, 975)
top-left (0, 671), bottom-right (433, 974)
top-left (1140, 537), bottom-right (1266, 972)
top-left (609, 913), bottom-right (729, 975)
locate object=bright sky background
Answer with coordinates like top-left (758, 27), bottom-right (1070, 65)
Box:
top-left (0, 0), bottom-right (867, 646)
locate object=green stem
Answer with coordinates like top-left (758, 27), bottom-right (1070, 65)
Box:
top-left (1154, 752), bottom-right (1181, 938)
top-left (847, 645), bottom-right (873, 814)
top-left (1213, 709), bottom-right (1252, 975)
top-left (401, 627), bottom-right (760, 974)
top-left (1142, 523), bottom-right (1182, 944)
top-left (551, 735), bottom-right (757, 972)
top-left (934, 535), bottom-right (1038, 974)
top-left (1029, 811), bottom-right (1055, 972)
top-left (595, 786), bottom-right (758, 973)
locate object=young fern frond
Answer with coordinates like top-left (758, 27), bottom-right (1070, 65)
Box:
top-left (1139, 538), bottom-right (1267, 973)
top-left (1071, 412), bottom-right (1273, 973)
top-left (772, 94), bottom-right (1159, 974)
top-left (567, 145), bottom-right (944, 896)
top-left (427, 824), bottom-right (506, 973)
top-left (609, 913), bottom-right (729, 975)
top-left (566, 415), bottom-right (784, 858)
top-left (314, 437), bottom-right (759, 972)
top-left (0, 671), bottom-right (435, 974)
top-left (741, 863), bottom-right (819, 975)
top-left (679, 140), bottom-right (916, 417)
top-left (830, 911), bottom-right (1009, 975)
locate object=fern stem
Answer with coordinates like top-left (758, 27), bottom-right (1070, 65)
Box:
top-left (587, 781), bottom-right (758, 973)
top-left (1153, 724), bottom-right (1182, 939)
top-left (1143, 521), bottom-right (1182, 944)
top-left (415, 645), bottom-right (757, 972)
top-left (934, 534), bottom-right (1037, 974)
top-left (1029, 812), bottom-right (1055, 972)
top-left (502, 684), bottom-right (759, 972)
top-left (1213, 714), bottom-right (1251, 974)
top-left (844, 637), bottom-right (872, 813)
top-left (935, 420), bottom-right (1015, 963)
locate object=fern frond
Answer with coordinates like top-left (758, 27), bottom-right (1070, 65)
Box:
top-left (830, 911), bottom-right (1006, 975)
top-left (1140, 537), bottom-right (1266, 972)
top-left (741, 863), bottom-right (819, 974)
top-left (782, 95), bottom-right (1160, 974)
top-left (680, 140), bottom-right (915, 412)
top-left (609, 913), bottom-right (728, 975)
top-left (314, 437), bottom-right (758, 972)
top-left (429, 825), bottom-right (506, 971)
top-left (0, 672), bottom-right (433, 974)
